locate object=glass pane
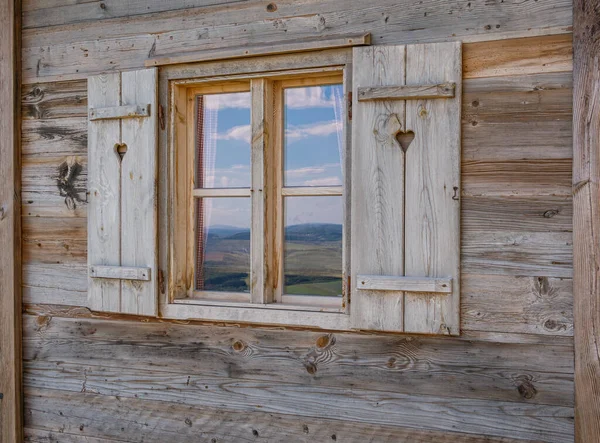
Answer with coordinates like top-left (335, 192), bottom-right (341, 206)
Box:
top-left (284, 196), bottom-right (343, 296)
top-left (196, 92), bottom-right (251, 188)
top-left (195, 197), bottom-right (251, 292)
top-left (283, 84), bottom-right (344, 187)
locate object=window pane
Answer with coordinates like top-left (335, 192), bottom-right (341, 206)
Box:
top-left (196, 197), bottom-right (250, 292)
top-left (196, 92), bottom-right (251, 188)
top-left (284, 196), bottom-right (343, 296)
top-left (283, 84), bottom-right (344, 187)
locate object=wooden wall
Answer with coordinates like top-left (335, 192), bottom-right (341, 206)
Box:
top-left (20, 1), bottom-right (575, 441)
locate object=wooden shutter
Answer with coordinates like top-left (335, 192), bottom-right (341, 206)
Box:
top-left (87, 68), bottom-right (158, 316)
top-left (350, 43), bottom-right (461, 335)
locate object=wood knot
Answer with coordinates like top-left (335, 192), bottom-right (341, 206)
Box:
top-left (387, 357), bottom-right (396, 368)
top-left (232, 340), bottom-right (246, 352)
top-left (305, 362), bottom-right (317, 375)
top-left (543, 209), bottom-right (559, 218)
top-left (252, 429), bottom-right (259, 437)
top-left (543, 318), bottom-right (567, 332)
top-left (266, 2), bottom-right (277, 12)
top-left (185, 418), bottom-right (192, 427)
top-left (316, 334), bottom-right (335, 349)
top-left (517, 381), bottom-right (537, 399)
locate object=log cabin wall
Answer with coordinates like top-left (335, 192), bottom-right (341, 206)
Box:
top-left (20, 1), bottom-right (575, 442)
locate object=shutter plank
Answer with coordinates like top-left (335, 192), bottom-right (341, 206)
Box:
top-left (351, 46), bottom-right (406, 332)
top-left (120, 68), bottom-right (158, 316)
top-left (404, 42), bottom-right (462, 335)
top-left (87, 73), bottom-right (121, 312)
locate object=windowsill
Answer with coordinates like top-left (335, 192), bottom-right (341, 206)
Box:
top-left (172, 296), bottom-right (344, 313)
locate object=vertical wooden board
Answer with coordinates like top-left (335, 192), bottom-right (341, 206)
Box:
top-left (404, 42), bottom-right (462, 335)
top-left (351, 46), bottom-right (406, 332)
top-left (120, 68), bottom-right (158, 316)
top-left (87, 73), bottom-right (121, 313)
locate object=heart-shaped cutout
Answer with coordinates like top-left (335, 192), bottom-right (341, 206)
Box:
top-left (395, 130), bottom-right (415, 153)
top-left (114, 143), bottom-right (128, 161)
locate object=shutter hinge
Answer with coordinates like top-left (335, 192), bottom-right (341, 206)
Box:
top-left (159, 104), bottom-right (166, 131)
top-left (347, 91), bottom-right (352, 121)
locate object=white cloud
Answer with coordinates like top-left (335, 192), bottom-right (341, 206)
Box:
top-left (285, 86), bottom-right (339, 109)
top-left (217, 124), bottom-right (251, 142)
top-left (204, 92), bottom-right (251, 110)
top-left (302, 177), bottom-right (342, 186)
top-left (286, 166), bottom-right (327, 177)
top-left (285, 120), bottom-right (341, 142)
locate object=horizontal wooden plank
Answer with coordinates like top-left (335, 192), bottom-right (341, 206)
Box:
top-left (464, 34), bottom-right (573, 79)
top-left (462, 231), bottom-right (572, 278)
top-left (147, 33), bottom-right (371, 67)
top-left (22, 117), bottom-right (87, 155)
top-left (23, 388), bottom-right (543, 443)
top-left (88, 103), bottom-right (151, 120)
top-left (192, 187), bottom-right (251, 198)
top-left (281, 186), bottom-right (343, 196)
top-left (22, 216), bottom-right (86, 240)
top-left (22, 80), bottom-right (87, 119)
top-left (21, 2), bottom-right (572, 83)
top-left (89, 265), bottom-right (151, 281)
top-left (22, 363), bottom-right (574, 442)
top-left (357, 275), bottom-right (452, 293)
top-left (357, 82), bottom-right (455, 101)
top-left (22, 314), bottom-right (574, 407)
top-left (462, 274), bottom-right (573, 336)
top-left (462, 159), bottom-right (572, 197)
top-left (462, 196), bottom-right (572, 233)
top-left (22, 191), bottom-right (86, 218)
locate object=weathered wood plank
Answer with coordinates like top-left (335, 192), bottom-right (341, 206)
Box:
top-left (358, 82), bottom-right (455, 101)
top-left (462, 196), bottom-right (572, 233)
top-left (23, 388), bottom-right (543, 443)
top-left (464, 34), bottom-right (573, 79)
top-left (572, 0), bottom-right (600, 440)
top-left (462, 159), bottom-right (572, 197)
top-left (0, 0), bottom-right (22, 440)
top-left (22, 80), bottom-right (87, 119)
top-left (22, 314), bottom-right (574, 406)
top-left (22, 364), bottom-right (574, 442)
top-left (462, 231), bottom-right (572, 278)
top-left (88, 103), bottom-right (150, 121)
top-left (22, 117), bottom-right (87, 155)
top-left (357, 275), bottom-right (452, 293)
top-left (462, 274), bottom-right (573, 336)
top-left (403, 41), bottom-right (462, 335)
top-left (21, 2), bottom-right (572, 83)
top-left (89, 266), bottom-right (151, 281)
top-left (351, 45), bottom-right (405, 332)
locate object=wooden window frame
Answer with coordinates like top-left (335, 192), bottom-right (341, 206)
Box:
top-left (161, 50), bottom-right (353, 329)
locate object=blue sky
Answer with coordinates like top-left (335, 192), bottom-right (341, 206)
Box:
top-left (199, 85), bottom-right (344, 228)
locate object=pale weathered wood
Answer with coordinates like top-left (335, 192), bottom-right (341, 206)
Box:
top-left (191, 188), bottom-right (251, 198)
top-left (88, 103), bottom-right (150, 121)
top-left (89, 265), bottom-right (151, 281)
top-left (573, 0), bottom-right (600, 440)
top-left (357, 275), bottom-right (452, 293)
top-left (87, 73), bottom-right (121, 313)
top-left (280, 186), bottom-right (343, 196)
top-left (0, 0), bottom-right (22, 440)
top-left (403, 42), bottom-right (462, 335)
top-left (119, 68), bottom-right (158, 316)
top-left (22, 80), bottom-right (87, 119)
top-left (23, 388), bottom-right (543, 443)
top-left (351, 45), bottom-right (406, 332)
top-left (21, 1), bottom-right (572, 83)
top-left (146, 34), bottom-right (371, 67)
top-left (358, 82), bottom-right (455, 101)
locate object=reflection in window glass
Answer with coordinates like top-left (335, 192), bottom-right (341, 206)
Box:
top-left (283, 85), bottom-right (344, 187)
top-left (284, 196), bottom-right (342, 296)
top-left (196, 92), bottom-right (251, 189)
top-left (196, 198), bottom-right (251, 292)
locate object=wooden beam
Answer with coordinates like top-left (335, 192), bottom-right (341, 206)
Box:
top-left (357, 275), bottom-right (452, 293)
top-left (573, 0), bottom-right (600, 441)
top-left (357, 82), bottom-right (456, 101)
top-left (0, 0), bottom-right (22, 441)
top-left (89, 266), bottom-right (151, 281)
top-left (145, 33), bottom-right (371, 67)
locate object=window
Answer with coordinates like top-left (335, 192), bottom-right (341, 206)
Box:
top-left (170, 69), bottom-right (350, 314)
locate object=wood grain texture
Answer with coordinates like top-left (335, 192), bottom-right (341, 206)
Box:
top-left (21, 2), bottom-right (572, 83)
top-left (0, 0), bottom-right (22, 440)
top-left (22, 314), bottom-right (574, 407)
top-left (23, 388), bottom-right (544, 443)
top-left (87, 73), bottom-right (121, 313)
top-left (572, 0), bottom-right (600, 440)
top-left (22, 80), bottom-right (87, 119)
top-left (404, 41), bottom-right (462, 335)
top-left (351, 45), bottom-right (406, 332)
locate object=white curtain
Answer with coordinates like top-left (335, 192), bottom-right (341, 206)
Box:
top-left (332, 84), bottom-right (345, 181)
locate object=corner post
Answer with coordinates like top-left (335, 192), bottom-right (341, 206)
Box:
top-left (573, 0), bottom-right (600, 440)
top-left (0, 0), bottom-right (22, 441)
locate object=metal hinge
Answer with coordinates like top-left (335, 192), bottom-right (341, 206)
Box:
top-left (347, 91), bottom-right (352, 121)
